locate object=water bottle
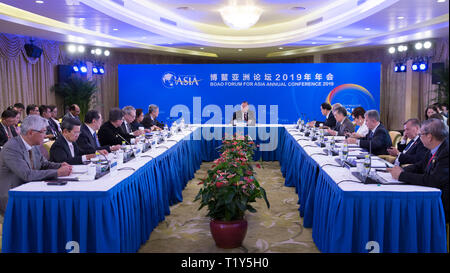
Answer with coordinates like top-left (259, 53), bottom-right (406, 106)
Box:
top-left (87, 161), bottom-right (96, 178)
top-left (121, 141), bottom-right (127, 151)
top-left (363, 154), bottom-right (371, 177)
top-left (319, 128), bottom-right (324, 144)
top-left (330, 136), bottom-right (336, 152)
top-left (342, 143), bottom-right (349, 160)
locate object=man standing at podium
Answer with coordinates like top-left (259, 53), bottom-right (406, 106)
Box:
top-left (232, 101), bottom-right (256, 126)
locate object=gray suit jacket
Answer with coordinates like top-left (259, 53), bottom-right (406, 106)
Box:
top-left (232, 110), bottom-right (256, 126)
top-left (0, 136), bottom-right (61, 214)
top-left (334, 117), bottom-right (355, 136)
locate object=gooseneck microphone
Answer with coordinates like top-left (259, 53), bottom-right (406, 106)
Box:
top-left (116, 134), bottom-right (131, 145)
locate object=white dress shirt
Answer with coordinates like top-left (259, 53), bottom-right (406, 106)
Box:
top-left (64, 136), bottom-right (87, 162)
top-left (356, 123), bottom-right (369, 137)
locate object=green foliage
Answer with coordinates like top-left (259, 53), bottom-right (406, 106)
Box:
top-left (51, 76), bottom-right (98, 121)
top-left (194, 133), bottom-right (270, 221)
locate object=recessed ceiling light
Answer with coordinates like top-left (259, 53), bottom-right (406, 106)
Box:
top-left (78, 17), bottom-right (85, 21)
top-left (278, 47), bottom-right (284, 50)
top-left (337, 36), bottom-right (343, 39)
top-left (312, 42), bottom-right (317, 44)
top-left (364, 28), bottom-right (371, 31)
top-left (238, 49), bottom-right (243, 51)
top-left (200, 47), bottom-right (204, 50)
top-left (35, 1), bottom-right (44, 4)
top-left (113, 28), bottom-right (118, 31)
top-left (437, 0), bottom-right (446, 3)
top-left (397, 16), bottom-right (405, 20)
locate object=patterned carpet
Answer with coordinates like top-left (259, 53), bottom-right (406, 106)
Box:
top-left (138, 161), bottom-right (319, 253)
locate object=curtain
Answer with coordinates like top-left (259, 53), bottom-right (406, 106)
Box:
top-left (0, 33), bottom-right (62, 120)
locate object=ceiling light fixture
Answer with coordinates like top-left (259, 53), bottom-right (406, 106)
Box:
top-left (219, 0), bottom-right (263, 30)
top-left (35, 1), bottom-right (44, 4)
top-left (397, 16), bottom-right (405, 20)
top-left (364, 28), bottom-right (371, 31)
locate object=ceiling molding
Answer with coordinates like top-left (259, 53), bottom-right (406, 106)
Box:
top-left (267, 13), bottom-right (449, 58)
top-left (0, 2), bottom-right (218, 58)
top-left (79, 0), bottom-right (399, 48)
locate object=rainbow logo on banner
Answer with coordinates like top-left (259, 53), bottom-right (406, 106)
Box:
top-left (326, 84), bottom-right (375, 105)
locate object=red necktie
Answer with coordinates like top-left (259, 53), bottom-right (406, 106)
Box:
top-left (426, 152), bottom-right (436, 171)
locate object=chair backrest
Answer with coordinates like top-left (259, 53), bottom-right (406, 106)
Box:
top-left (389, 131), bottom-right (402, 147)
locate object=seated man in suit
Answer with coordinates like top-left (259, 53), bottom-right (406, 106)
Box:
top-left (307, 102), bottom-right (336, 129)
top-left (1, 110), bottom-right (19, 146)
top-left (121, 106), bottom-right (145, 137)
top-left (48, 105), bottom-right (62, 134)
top-left (98, 108), bottom-right (133, 146)
top-left (142, 104), bottom-right (164, 131)
top-left (0, 115), bottom-right (72, 215)
top-left (76, 110), bottom-right (120, 155)
top-left (63, 104), bottom-right (80, 121)
top-left (50, 117), bottom-right (96, 165)
top-left (26, 104), bottom-right (39, 116)
top-left (231, 101), bottom-right (256, 126)
top-left (346, 110), bottom-right (392, 155)
top-left (326, 106), bottom-right (355, 136)
top-left (39, 105), bottom-right (58, 140)
top-left (387, 118), bottom-right (428, 166)
top-left (388, 118), bottom-right (449, 222)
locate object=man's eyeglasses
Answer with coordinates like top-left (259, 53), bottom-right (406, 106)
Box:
top-left (32, 129), bottom-right (46, 135)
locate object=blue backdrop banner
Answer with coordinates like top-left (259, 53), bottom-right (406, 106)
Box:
top-left (118, 63), bottom-right (380, 125)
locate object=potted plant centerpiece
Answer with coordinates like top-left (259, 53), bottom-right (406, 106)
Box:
top-left (194, 134), bottom-right (270, 248)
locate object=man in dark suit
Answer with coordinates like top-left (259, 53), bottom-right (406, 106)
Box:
top-left (39, 105), bottom-right (58, 140)
top-left (326, 106), bottom-right (355, 136)
top-left (387, 118), bottom-right (428, 165)
top-left (388, 118), bottom-right (449, 222)
top-left (346, 110), bottom-right (392, 155)
top-left (121, 106), bottom-right (145, 137)
top-left (98, 108), bottom-right (133, 146)
top-left (76, 110), bottom-right (120, 155)
top-left (50, 118), bottom-right (96, 165)
top-left (142, 104), bottom-right (164, 131)
top-left (308, 102), bottom-right (337, 129)
top-left (26, 104), bottom-right (39, 116)
top-left (63, 104), bottom-right (81, 121)
top-left (0, 115), bottom-right (72, 214)
top-left (231, 101), bottom-right (256, 126)
top-left (1, 110), bottom-right (19, 147)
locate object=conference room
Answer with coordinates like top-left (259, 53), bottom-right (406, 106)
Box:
top-left (0, 0), bottom-right (449, 261)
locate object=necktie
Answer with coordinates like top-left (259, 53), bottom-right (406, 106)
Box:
top-left (28, 150), bottom-right (34, 170)
top-left (425, 152), bottom-right (437, 173)
top-left (93, 132), bottom-right (100, 147)
top-left (68, 142), bottom-right (75, 157)
top-left (403, 139), bottom-right (416, 153)
top-left (127, 123), bottom-right (131, 133)
top-left (368, 130), bottom-right (374, 139)
top-left (244, 112), bottom-right (248, 121)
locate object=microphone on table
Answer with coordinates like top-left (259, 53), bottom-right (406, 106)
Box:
top-left (116, 134), bottom-right (131, 146)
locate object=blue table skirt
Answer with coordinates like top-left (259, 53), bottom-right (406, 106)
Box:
top-left (279, 130), bottom-right (447, 253)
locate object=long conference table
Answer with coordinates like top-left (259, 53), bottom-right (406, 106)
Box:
top-left (1, 125), bottom-right (447, 253)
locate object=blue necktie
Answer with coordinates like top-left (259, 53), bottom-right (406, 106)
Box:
top-left (368, 130), bottom-right (374, 140)
top-left (93, 132), bottom-right (100, 147)
top-left (403, 139), bottom-right (416, 153)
